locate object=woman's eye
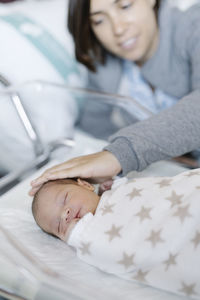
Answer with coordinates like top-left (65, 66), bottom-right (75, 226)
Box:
top-left (120, 2), bottom-right (132, 10)
top-left (94, 20), bottom-right (103, 26)
top-left (91, 18), bottom-right (104, 26)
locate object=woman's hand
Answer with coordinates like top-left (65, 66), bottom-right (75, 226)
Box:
top-left (29, 151), bottom-right (122, 196)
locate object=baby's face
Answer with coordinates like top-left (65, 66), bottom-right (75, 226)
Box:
top-left (35, 179), bottom-right (100, 241)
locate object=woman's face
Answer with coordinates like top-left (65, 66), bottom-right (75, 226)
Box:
top-left (90, 0), bottom-right (159, 65)
top-left (35, 179), bottom-right (100, 241)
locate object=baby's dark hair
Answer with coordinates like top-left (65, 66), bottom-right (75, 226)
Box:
top-left (31, 180), bottom-right (59, 238)
top-left (32, 183), bottom-right (44, 223)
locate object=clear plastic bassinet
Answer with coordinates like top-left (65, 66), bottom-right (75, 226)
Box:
top-left (0, 80), bottom-right (188, 300)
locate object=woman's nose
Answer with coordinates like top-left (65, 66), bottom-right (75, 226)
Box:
top-left (111, 18), bottom-right (127, 36)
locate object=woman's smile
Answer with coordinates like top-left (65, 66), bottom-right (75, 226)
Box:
top-left (119, 36), bottom-right (138, 50)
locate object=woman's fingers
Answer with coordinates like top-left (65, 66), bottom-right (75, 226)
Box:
top-left (30, 162), bottom-right (88, 187)
top-left (29, 185), bottom-right (43, 196)
top-left (28, 164), bottom-right (99, 196)
top-left (30, 156), bottom-right (87, 187)
top-left (29, 151), bottom-right (122, 196)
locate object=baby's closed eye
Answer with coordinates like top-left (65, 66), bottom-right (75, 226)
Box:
top-left (57, 220), bottom-right (61, 234)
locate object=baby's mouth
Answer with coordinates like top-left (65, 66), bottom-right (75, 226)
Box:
top-left (75, 209), bottom-right (81, 219)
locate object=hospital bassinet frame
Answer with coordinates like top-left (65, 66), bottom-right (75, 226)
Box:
top-left (0, 79), bottom-right (192, 300)
top-left (0, 78), bottom-right (153, 194)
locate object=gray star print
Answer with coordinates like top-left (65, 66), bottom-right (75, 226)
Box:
top-left (184, 170), bottom-right (200, 177)
top-left (157, 178), bottom-right (172, 188)
top-left (127, 188), bottom-right (142, 200)
top-left (146, 229), bottom-right (165, 247)
top-left (173, 204), bottom-right (192, 223)
top-left (101, 203), bottom-right (115, 216)
top-left (191, 231), bottom-right (200, 249)
top-left (128, 178), bottom-right (136, 183)
top-left (133, 269), bottom-right (149, 283)
top-left (79, 242), bottom-right (91, 255)
top-left (166, 190), bottom-right (183, 208)
top-left (105, 224), bottom-right (122, 242)
top-left (163, 253), bottom-right (178, 271)
top-left (135, 206), bottom-right (152, 222)
top-left (118, 252), bottom-right (135, 269)
top-left (179, 282), bottom-right (197, 297)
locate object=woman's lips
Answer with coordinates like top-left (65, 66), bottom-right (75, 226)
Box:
top-left (120, 37), bottom-right (138, 50)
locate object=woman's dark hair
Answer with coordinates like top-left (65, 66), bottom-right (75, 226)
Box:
top-left (68, 0), bottom-right (161, 72)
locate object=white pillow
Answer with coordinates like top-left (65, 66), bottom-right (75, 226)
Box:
top-left (0, 0), bottom-right (86, 85)
top-left (0, 0), bottom-right (86, 173)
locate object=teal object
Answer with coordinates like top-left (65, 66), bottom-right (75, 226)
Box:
top-left (0, 13), bottom-right (79, 80)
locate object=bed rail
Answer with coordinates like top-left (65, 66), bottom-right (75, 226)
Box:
top-left (0, 74), bottom-right (44, 157)
top-left (0, 76), bottom-right (75, 194)
top-left (0, 137), bottom-right (75, 195)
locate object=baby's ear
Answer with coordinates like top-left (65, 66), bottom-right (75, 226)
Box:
top-left (77, 178), bottom-right (95, 191)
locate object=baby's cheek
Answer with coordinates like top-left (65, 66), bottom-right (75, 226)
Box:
top-left (62, 219), bottom-right (80, 242)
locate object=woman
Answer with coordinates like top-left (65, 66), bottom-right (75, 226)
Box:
top-left (74, 0), bottom-right (162, 138)
top-left (30, 0), bottom-right (200, 195)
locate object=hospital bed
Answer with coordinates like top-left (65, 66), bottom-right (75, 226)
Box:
top-left (0, 81), bottom-right (191, 300)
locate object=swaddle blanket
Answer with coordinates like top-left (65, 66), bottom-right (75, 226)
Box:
top-left (68, 169), bottom-right (200, 299)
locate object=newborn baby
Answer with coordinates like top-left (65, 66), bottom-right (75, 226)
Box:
top-left (32, 169), bottom-right (200, 299)
top-left (32, 178), bottom-right (100, 241)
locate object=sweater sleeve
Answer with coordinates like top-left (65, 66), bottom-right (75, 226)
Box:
top-left (104, 89), bottom-right (200, 175)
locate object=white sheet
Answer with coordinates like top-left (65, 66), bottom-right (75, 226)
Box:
top-left (0, 131), bottom-right (188, 300)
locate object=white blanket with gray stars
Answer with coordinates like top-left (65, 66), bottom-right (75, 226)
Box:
top-left (68, 168), bottom-right (200, 299)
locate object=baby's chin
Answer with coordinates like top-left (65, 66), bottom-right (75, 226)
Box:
top-left (61, 218), bottom-right (80, 242)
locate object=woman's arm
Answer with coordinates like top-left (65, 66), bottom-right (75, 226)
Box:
top-left (105, 89), bottom-right (200, 176)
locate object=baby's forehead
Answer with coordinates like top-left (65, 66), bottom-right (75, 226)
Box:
top-left (38, 181), bottom-right (66, 205)
top-left (41, 179), bottom-right (78, 192)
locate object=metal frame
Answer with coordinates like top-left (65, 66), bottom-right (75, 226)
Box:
top-left (0, 76), bottom-right (75, 194)
top-left (0, 74), bottom-right (44, 156)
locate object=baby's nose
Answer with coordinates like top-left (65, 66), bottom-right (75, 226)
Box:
top-left (64, 208), bottom-right (71, 223)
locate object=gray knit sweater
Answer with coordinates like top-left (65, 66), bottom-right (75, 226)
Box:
top-left (81, 2), bottom-right (200, 175)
